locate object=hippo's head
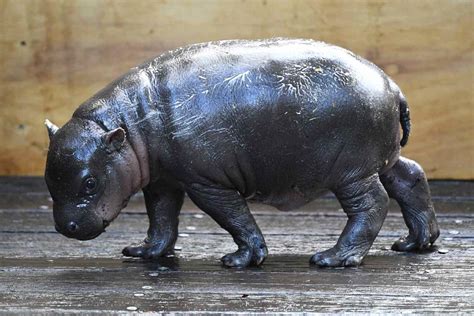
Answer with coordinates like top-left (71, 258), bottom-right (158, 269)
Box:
top-left (44, 118), bottom-right (141, 240)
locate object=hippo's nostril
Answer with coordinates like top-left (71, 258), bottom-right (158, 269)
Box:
top-left (67, 221), bottom-right (79, 233)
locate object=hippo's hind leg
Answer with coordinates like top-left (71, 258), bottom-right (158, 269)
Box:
top-left (311, 174), bottom-right (389, 267)
top-left (186, 183), bottom-right (267, 268)
top-left (122, 180), bottom-right (184, 259)
top-left (380, 156), bottom-right (440, 251)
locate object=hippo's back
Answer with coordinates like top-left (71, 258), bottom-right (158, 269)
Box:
top-left (154, 38), bottom-right (392, 104)
top-left (152, 38), bottom-right (398, 138)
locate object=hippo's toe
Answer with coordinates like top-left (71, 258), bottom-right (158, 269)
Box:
top-left (392, 217), bottom-right (440, 252)
top-left (221, 244), bottom-right (268, 268)
top-left (310, 247), bottom-right (363, 267)
top-left (122, 240), bottom-right (175, 259)
top-left (122, 244), bottom-right (146, 257)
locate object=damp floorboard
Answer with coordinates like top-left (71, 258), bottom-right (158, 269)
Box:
top-left (0, 177), bottom-right (473, 314)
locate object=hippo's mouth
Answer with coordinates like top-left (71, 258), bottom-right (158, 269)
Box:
top-left (54, 223), bottom-right (106, 240)
top-left (76, 230), bottom-right (103, 241)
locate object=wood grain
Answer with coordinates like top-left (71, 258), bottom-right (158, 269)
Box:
top-left (0, 0), bottom-right (472, 178)
top-left (0, 177), bottom-right (473, 313)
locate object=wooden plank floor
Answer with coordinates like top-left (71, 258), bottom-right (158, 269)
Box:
top-left (0, 177), bottom-right (473, 314)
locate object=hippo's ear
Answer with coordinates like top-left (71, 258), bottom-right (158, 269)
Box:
top-left (103, 128), bottom-right (126, 152)
top-left (44, 119), bottom-right (59, 140)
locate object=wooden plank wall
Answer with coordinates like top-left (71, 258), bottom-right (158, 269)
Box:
top-left (0, 0), bottom-right (472, 178)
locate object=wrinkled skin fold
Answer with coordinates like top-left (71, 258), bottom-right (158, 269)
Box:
top-left (45, 38), bottom-right (439, 268)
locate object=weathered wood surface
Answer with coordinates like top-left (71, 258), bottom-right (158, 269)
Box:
top-left (0, 0), bottom-right (473, 178)
top-left (0, 177), bottom-right (473, 314)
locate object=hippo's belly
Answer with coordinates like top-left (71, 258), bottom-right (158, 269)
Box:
top-left (249, 185), bottom-right (330, 211)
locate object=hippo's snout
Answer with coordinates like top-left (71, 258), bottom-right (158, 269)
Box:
top-left (54, 210), bottom-right (106, 241)
top-left (55, 224), bottom-right (104, 240)
top-left (54, 221), bottom-right (79, 234)
top-left (66, 221), bottom-right (79, 233)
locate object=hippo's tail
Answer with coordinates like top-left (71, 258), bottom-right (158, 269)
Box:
top-left (399, 94), bottom-right (410, 147)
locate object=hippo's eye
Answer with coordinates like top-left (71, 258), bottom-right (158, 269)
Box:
top-left (83, 177), bottom-right (98, 195)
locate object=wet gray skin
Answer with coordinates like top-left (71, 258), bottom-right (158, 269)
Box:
top-left (45, 38), bottom-right (439, 267)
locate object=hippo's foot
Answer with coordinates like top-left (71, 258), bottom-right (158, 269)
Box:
top-left (221, 243), bottom-right (268, 268)
top-left (391, 223), bottom-right (439, 252)
top-left (310, 247), bottom-right (364, 267)
top-left (380, 156), bottom-right (440, 253)
top-left (391, 207), bottom-right (440, 252)
top-left (122, 238), bottom-right (175, 259)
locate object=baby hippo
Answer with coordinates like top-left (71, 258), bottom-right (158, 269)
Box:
top-left (45, 38), bottom-right (439, 267)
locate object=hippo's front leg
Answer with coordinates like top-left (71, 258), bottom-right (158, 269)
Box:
top-left (186, 183), bottom-right (268, 268)
top-left (122, 180), bottom-right (184, 259)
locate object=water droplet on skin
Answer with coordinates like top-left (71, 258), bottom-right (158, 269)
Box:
top-left (126, 306), bottom-right (138, 311)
